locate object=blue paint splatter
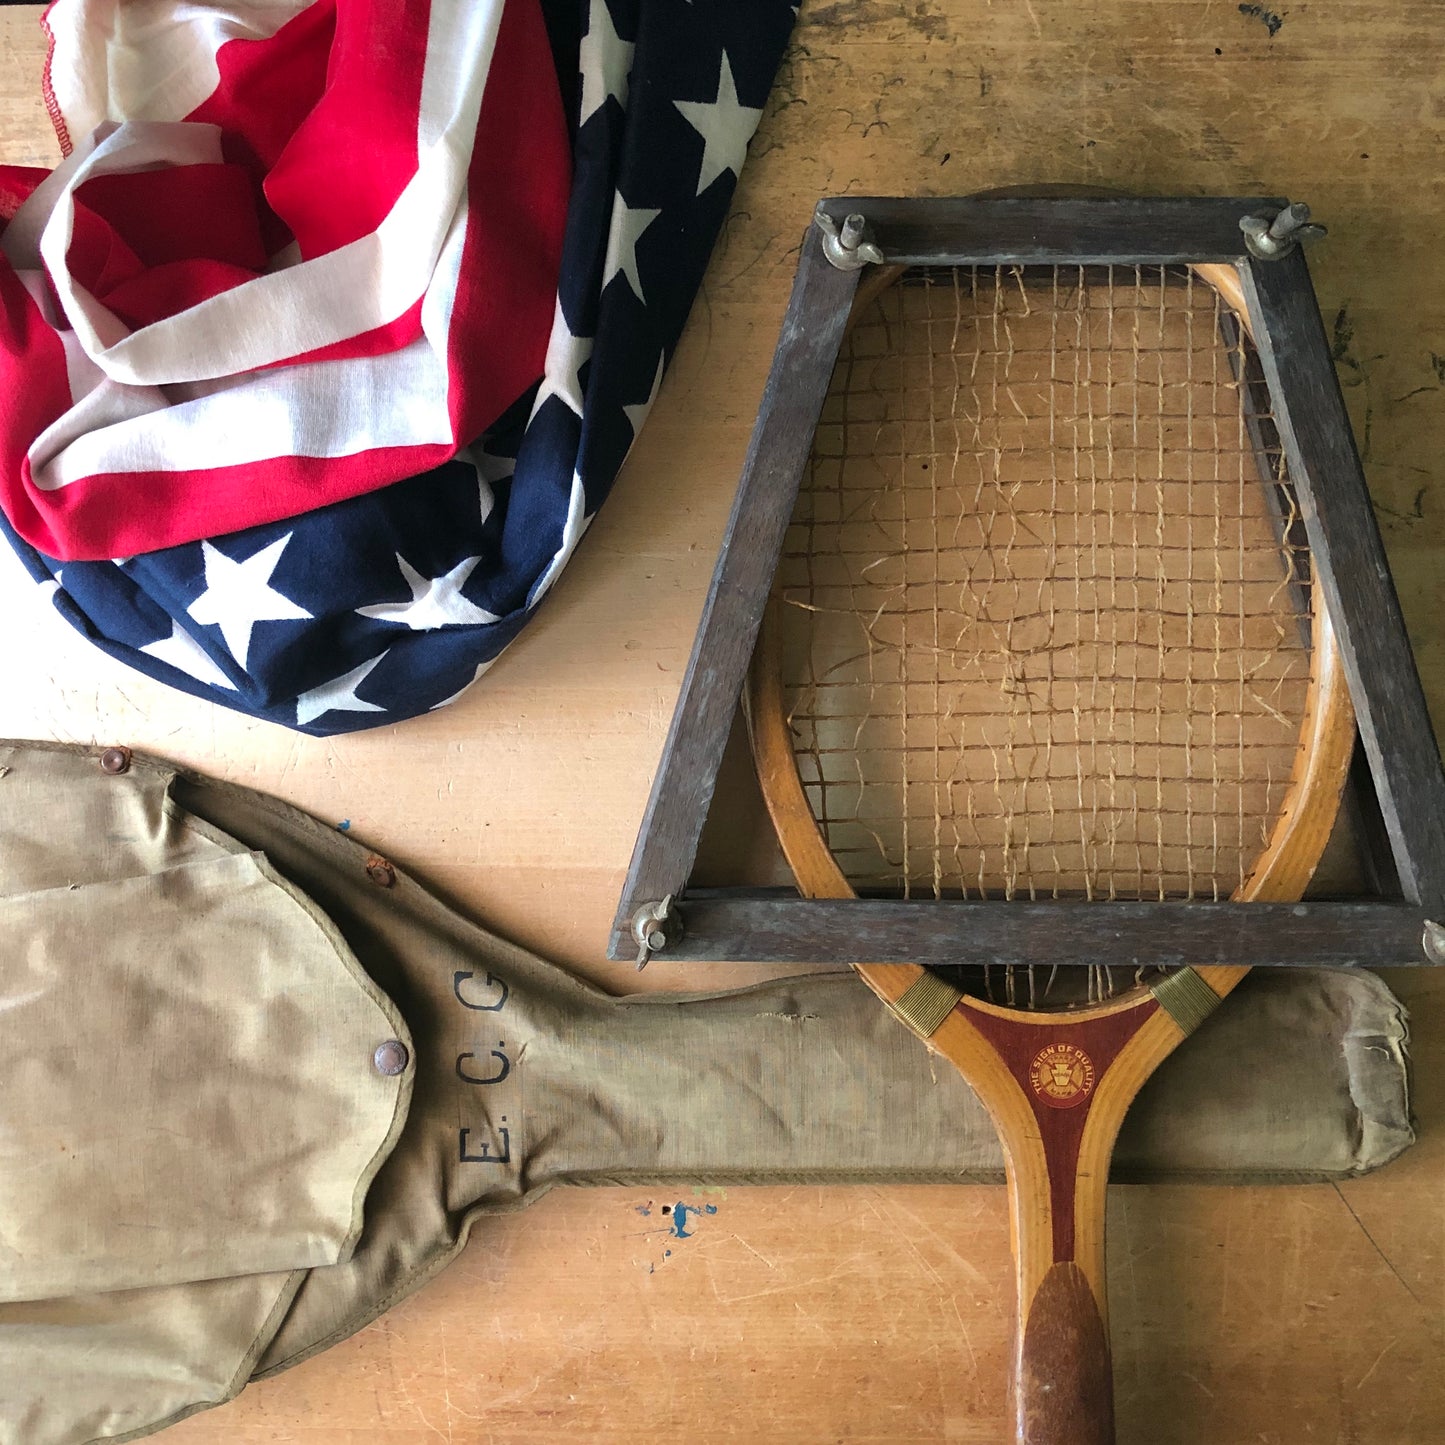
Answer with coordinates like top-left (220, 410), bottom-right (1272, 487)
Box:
top-left (667, 1202), bottom-right (717, 1239)
top-left (664, 1249), bottom-right (671, 1258)
top-left (635, 1205), bottom-right (652, 1217)
top-left (336, 819), bottom-right (351, 832)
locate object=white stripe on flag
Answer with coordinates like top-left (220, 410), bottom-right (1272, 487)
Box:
top-left (44, 0), bottom-right (310, 135)
top-left (14, 0), bottom-right (508, 488)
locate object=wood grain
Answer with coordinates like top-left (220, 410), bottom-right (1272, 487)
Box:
top-left (2, 3), bottom-right (1445, 1442)
top-left (646, 896), bottom-right (1431, 966)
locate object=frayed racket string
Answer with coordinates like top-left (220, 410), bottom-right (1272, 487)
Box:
top-left (781, 263), bottom-right (1312, 1005)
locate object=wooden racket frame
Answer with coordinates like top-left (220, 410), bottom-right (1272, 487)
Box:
top-left (744, 259), bottom-right (1358, 1444)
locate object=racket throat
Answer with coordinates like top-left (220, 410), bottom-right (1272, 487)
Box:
top-left (948, 997), bottom-right (1177, 1445)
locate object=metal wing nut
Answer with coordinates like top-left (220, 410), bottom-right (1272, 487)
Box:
top-left (1240, 201), bottom-right (1327, 259)
top-left (815, 208), bottom-right (885, 270)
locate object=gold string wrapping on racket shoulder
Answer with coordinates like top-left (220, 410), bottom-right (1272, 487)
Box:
top-left (1148, 967), bottom-right (1223, 1034)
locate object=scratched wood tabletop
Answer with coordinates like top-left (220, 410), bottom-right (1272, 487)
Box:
top-left (3, 4), bottom-right (1444, 1441)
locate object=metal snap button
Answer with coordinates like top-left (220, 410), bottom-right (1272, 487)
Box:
top-left (99, 746), bottom-right (132, 775)
top-left (373, 1040), bottom-right (410, 1076)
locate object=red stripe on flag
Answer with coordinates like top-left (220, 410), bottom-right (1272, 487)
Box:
top-left (0, 263), bottom-right (91, 558)
top-left (0, 166), bottom-right (50, 226)
top-left (67, 165), bottom-right (269, 328)
top-left (446, 0), bottom-right (570, 443)
top-left (13, 442), bottom-right (459, 564)
top-left (190, 0), bottom-right (432, 262)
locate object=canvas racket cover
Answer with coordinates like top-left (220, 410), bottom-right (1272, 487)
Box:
top-left (0, 738), bottom-right (1412, 1445)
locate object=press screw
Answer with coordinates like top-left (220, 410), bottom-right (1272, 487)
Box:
top-left (816, 208), bottom-right (885, 270)
top-left (1240, 202), bottom-right (1326, 259)
top-left (1422, 919), bottom-right (1445, 964)
top-left (632, 894), bottom-right (683, 970)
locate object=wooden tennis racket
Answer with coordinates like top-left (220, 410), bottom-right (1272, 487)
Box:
top-left (746, 259), bottom-right (1356, 1442)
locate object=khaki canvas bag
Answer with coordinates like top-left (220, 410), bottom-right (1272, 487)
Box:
top-left (0, 741), bottom-right (1413, 1445)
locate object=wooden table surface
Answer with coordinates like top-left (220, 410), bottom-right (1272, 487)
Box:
top-left (3, 5), bottom-right (1444, 1441)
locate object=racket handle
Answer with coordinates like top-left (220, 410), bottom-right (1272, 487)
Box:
top-left (857, 977), bottom-right (1206, 1444)
top-left (1012, 1257), bottom-right (1114, 1445)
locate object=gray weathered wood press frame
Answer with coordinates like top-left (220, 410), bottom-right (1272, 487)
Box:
top-left (608, 196), bottom-right (1445, 969)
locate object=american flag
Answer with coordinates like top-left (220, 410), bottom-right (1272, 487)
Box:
top-left (0, 0), bottom-right (796, 733)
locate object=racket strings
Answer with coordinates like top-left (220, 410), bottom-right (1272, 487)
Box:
top-left (778, 263), bottom-right (1311, 1002)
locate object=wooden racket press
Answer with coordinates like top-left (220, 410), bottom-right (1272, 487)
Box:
top-left (609, 197), bottom-right (1445, 1444)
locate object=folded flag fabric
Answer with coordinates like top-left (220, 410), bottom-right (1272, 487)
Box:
top-left (3, 0), bottom-right (570, 562)
top-left (0, 0), bottom-right (796, 733)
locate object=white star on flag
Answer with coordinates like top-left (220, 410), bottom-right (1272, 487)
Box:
top-left (430, 656), bottom-right (499, 711)
top-left (141, 621), bottom-right (238, 690)
top-left (296, 651), bottom-right (389, 727)
top-left (578, 0), bottom-right (634, 127)
top-left (477, 474), bottom-right (497, 528)
top-left (187, 535), bottom-right (312, 667)
top-left (460, 440), bottom-right (515, 486)
top-left (357, 555), bottom-right (502, 629)
top-left (674, 52), bottom-right (764, 197)
top-left (529, 297), bottom-right (595, 422)
top-left (623, 351), bottom-right (666, 439)
top-left (603, 194), bottom-right (662, 303)
top-left (528, 471), bottom-right (589, 606)
top-left (454, 441), bottom-right (512, 528)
